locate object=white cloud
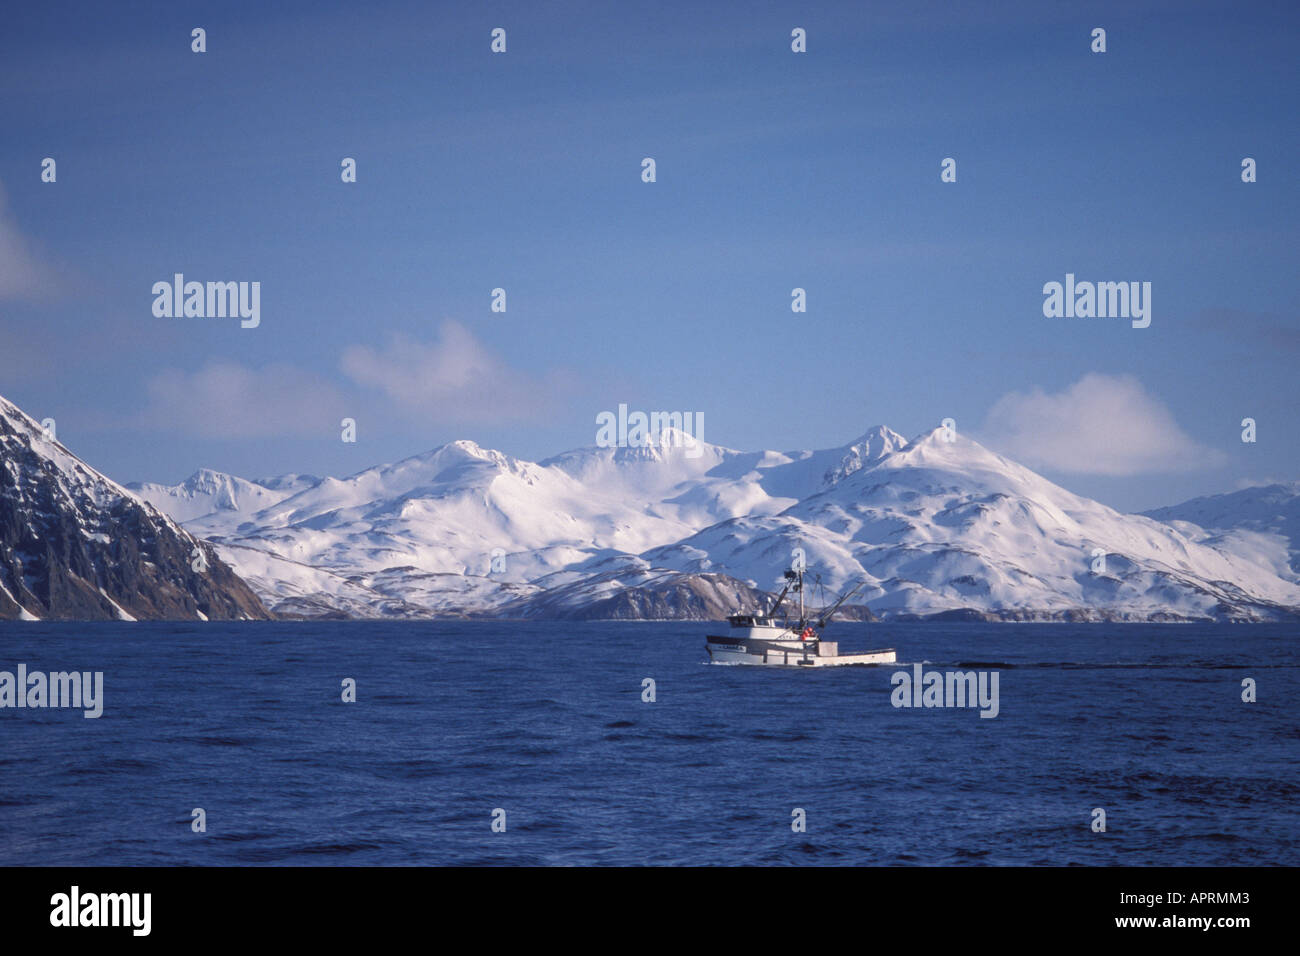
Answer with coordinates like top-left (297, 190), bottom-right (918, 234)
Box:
top-left (1234, 476), bottom-right (1295, 490)
top-left (0, 180), bottom-right (60, 301)
top-left (134, 324), bottom-right (561, 440)
top-left (138, 362), bottom-right (348, 439)
top-left (980, 373), bottom-right (1224, 476)
top-left (0, 339), bottom-right (53, 383)
top-left (340, 321), bottom-right (556, 422)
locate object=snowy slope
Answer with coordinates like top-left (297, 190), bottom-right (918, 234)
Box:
top-left (131, 420), bottom-right (1300, 622)
top-left (181, 427), bottom-right (910, 615)
top-left (640, 429), bottom-right (1300, 621)
top-left (129, 469), bottom-right (316, 525)
top-left (1142, 482), bottom-right (1300, 578)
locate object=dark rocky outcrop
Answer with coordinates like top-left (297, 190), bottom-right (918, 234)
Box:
top-left (0, 395), bottom-right (271, 621)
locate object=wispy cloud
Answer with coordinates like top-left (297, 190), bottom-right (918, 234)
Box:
top-left (340, 320), bottom-right (560, 423)
top-left (137, 362), bottom-right (349, 439)
top-left (1192, 307), bottom-right (1300, 353)
top-left (980, 372), bottom-right (1225, 476)
top-left (134, 322), bottom-right (563, 439)
top-left (0, 180), bottom-right (60, 301)
top-left (1235, 476), bottom-right (1296, 490)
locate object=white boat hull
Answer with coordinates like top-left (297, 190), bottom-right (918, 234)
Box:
top-left (706, 635), bottom-right (896, 667)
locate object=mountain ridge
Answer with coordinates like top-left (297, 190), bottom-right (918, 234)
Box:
top-left (123, 417), bottom-right (1300, 623)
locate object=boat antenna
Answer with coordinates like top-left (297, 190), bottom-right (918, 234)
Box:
top-left (817, 581), bottom-right (865, 629)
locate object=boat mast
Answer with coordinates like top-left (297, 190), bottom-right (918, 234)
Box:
top-left (817, 581), bottom-right (865, 629)
top-left (790, 567), bottom-right (800, 629)
top-left (768, 579), bottom-right (793, 619)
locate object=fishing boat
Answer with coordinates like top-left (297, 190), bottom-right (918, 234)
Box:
top-left (705, 564), bottom-right (896, 667)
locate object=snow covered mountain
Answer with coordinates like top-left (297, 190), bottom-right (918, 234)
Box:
top-left (0, 395), bottom-right (271, 621)
top-left (129, 468), bottom-right (317, 524)
top-left (130, 422), bottom-right (1300, 622)
top-left (1142, 482), bottom-right (1300, 578)
top-left (640, 429), bottom-right (1300, 620)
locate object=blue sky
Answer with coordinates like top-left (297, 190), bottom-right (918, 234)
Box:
top-left (0, 0), bottom-right (1295, 512)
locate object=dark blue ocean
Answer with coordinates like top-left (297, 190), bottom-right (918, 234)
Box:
top-left (0, 621), bottom-right (1296, 866)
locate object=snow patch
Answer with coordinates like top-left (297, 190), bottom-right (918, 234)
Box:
top-left (98, 588), bottom-right (138, 622)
